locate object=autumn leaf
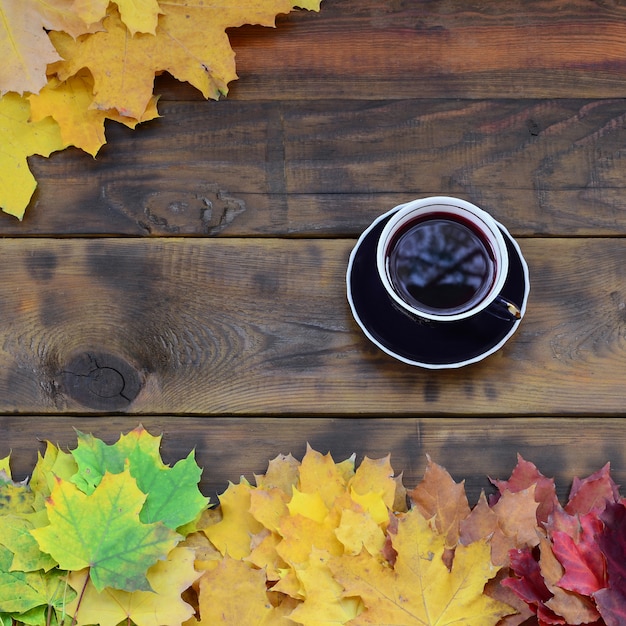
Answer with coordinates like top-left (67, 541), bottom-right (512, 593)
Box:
top-left (203, 479), bottom-right (264, 559)
top-left (0, 544), bottom-right (73, 615)
top-left (71, 0), bottom-right (162, 36)
top-left (65, 546), bottom-right (200, 626)
top-left (489, 454), bottom-right (559, 524)
top-left (193, 557), bottom-right (275, 625)
top-left (598, 500), bottom-right (626, 586)
top-left (0, 93), bottom-right (67, 219)
top-left (29, 441), bottom-right (78, 509)
top-left (330, 508), bottom-right (514, 625)
top-left (50, 0), bottom-right (323, 120)
top-left (29, 72), bottom-right (160, 157)
top-left (551, 512), bottom-right (606, 596)
top-left (409, 455), bottom-right (471, 550)
top-left (71, 425), bottom-right (208, 530)
top-left (565, 463), bottom-right (620, 516)
top-left (31, 469), bottom-right (179, 592)
top-left (287, 549), bottom-right (361, 626)
top-left (539, 535), bottom-right (601, 625)
top-left (0, 514), bottom-right (56, 572)
top-left (502, 547), bottom-right (565, 625)
top-left (0, 0), bottom-right (61, 95)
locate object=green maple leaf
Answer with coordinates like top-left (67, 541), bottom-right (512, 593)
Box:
top-left (71, 425), bottom-right (208, 530)
top-left (0, 545), bottom-right (71, 614)
top-left (0, 514), bottom-right (56, 572)
top-left (31, 470), bottom-right (179, 592)
top-left (30, 441), bottom-right (78, 510)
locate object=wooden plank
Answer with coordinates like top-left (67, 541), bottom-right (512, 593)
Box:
top-left (7, 98), bottom-right (626, 236)
top-left (0, 237), bottom-right (623, 415)
top-left (1, 416), bottom-right (624, 506)
top-left (218, 0), bottom-right (626, 100)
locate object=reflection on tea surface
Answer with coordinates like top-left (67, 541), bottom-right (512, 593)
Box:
top-left (388, 217), bottom-right (496, 315)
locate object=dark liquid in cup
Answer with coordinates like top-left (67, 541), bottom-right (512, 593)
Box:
top-left (387, 213), bottom-right (497, 315)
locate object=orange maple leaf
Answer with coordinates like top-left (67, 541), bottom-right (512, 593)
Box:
top-left (409, 455), bottom-right (471, 550)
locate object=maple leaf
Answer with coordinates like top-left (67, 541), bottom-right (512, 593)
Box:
top-left (0, 93), bottom-right (67, 219)
top-left (594, 501), bottom-right (626, 626)
top-left (31, 470), bottom-right (179, 592)
top-left (490, 454), bottom-right (559, 524)
top-left (350, 455), bottom-right (398, 512)
top-left (330, 508), bottom-right (514, 625)
top-left (0, 544), bottom-right (73, 615)
top-left (72, 0), bottom-right (162, 35)
top-left (254, 453), bottom-right (301, 493)
top-left (502, 547), bottom-right (566, 625)
top-left (65, 546), bottom-right (200, 626)
top-left (29, 72), bottom-right (160, 157)
top-left (29, 441), bottom-right (78, 510)
top-left (288, 549), bottom-right (361, 626)
top-left (539, 535), bottom-right (601, 624)
top-left (203, 479), bottom-right (265, 559)
top-left (194, 557), bottom-right (275, 624)
top-left (565, 463), bottom-right (620, 516)
top-left (409, 455), bottom-right (471, 550)
top-left (0, 514), bottom-right (56, 572)
top-left (551, 512), bottom-right (606, 596)
top-left (298, 445), bottom-right (355, 509)
top-left (71, 425), bottom-right (208, 530)
top-left (460, 487), bottom-right (540, 568)
top-left (0, 0), bottom-right (62, 95)
top-left (50, 0), bottom-right (321, 120)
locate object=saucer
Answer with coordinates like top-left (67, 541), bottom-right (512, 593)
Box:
top-left (346, 207), bottom-right (530, 369)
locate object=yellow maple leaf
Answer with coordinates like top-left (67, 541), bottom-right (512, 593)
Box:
top-left (50, 0), bottom-right (322, 119)
top-left (349, 455), bottom-right (397, 511)
top-left (298, 446), bottom-right (354, 509)
top-left (72, 0), bottom-right (162, 35)
top-left (254, 453), bottom-right (301, 493)
top-left (29, 71), bottom-right (160, 157)
top-left (288, 549), bottom-right (362, 626)
top-left (193, 557), bottom-right (275, 625)
top-left (66, 546), bottom-right (201, 626)
top-left (0, 93), bottom-right (67, 219)
top-left (335, 508), bottom-right (386, 557)
top-left (202, 479), bottom-right (264, 559)
top-left (329, 508), bottom-right (515, 625)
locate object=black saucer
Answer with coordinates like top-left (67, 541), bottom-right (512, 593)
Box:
top-left (347, 209), bottom-right (530, 368)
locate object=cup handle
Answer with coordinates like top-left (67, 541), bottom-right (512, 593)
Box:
top-left (486, 295), bottom-right (522, 322)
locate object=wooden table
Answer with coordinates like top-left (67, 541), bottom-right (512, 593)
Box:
top-left (2, 0), bottom-right (625, 504)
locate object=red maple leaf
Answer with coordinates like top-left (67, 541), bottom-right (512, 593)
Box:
top-left (502, 547), bottom-right (566, 625)
top-left (551, 512), bottom-right (606, 596)
top-left (565, 464), bottom-right (620, 516)
top-left (594, 501), bottom-right (626, 626)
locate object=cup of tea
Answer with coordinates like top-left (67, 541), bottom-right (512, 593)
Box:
top-left (376, 196), bottom-right (521, 323)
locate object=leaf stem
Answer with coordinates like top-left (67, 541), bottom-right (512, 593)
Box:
top-left (70, 569), bottom-right (91, 626)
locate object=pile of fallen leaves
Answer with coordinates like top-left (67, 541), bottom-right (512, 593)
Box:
top-left (0, 426), bottom-right (624, 626)
top-left (0, 0), bottom-right (321, 220)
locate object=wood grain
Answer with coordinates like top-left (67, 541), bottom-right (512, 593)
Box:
top-left (5, 98), bottom-right (626, 237)
top-left (1, 416), bottom-right (624, 506)
top-left (222, 0), bottom-right (626, 100)
top-left (0, 238), bottom-right (623, 415)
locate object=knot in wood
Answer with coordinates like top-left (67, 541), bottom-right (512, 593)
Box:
top-left (61, 352), bottom-right (142, 411)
